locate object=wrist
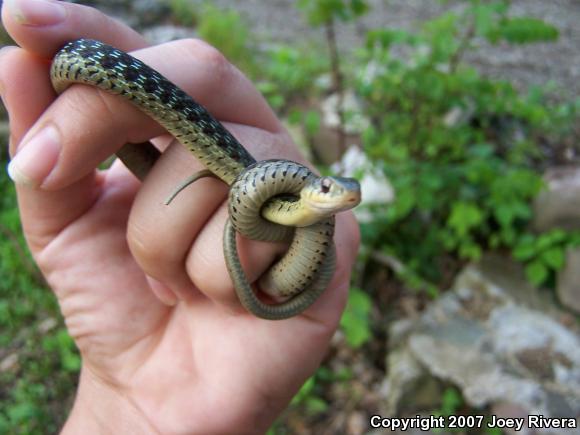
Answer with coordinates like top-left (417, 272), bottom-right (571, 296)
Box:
top-left (62, 367), bottom-right (159, 435)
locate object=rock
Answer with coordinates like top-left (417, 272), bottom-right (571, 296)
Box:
top-left (557, 248), bottom-right (580, 314)
top-left (476, 254), bottom-right (558, 314)
top-left (304, 95), bottom-right (362, 164)
top-left (130, 0), bottom-right (171, 28)
top-left (382, 255), bottom-right (580, 433)
top-left (310, 91), bottom-right (368, 164)
top-left (380, 347), bottom-right (426, 416)
top-left (320, 91), bottom-right (369, 135)
top-left (492, 402), bottom-right (537, 435)
top-left (143, 25), bottom-right (198, 46)
top-left (309, 117), bottom-right (345, 164)
top-left (533, 167), bottom-right (580, 314)
top-left (67, 0), bottom-right (171, 29)
top-left (0, 353), bottom-right (18, 372)
top-left (38, 317), bottom-right (58, 334)
top-left (533, 166), bottom-right (580, 232)
top-left (346, 411), bottom-right (367, 435)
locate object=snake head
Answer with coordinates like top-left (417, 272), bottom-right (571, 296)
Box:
top-left (301, 176), bottom-right (362, 218)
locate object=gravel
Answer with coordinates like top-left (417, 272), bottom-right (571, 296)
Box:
top-left (190, 0), bottom-right (580, 96)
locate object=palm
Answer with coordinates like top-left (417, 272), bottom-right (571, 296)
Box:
top-left (38, 157), bottom-right (328, 431)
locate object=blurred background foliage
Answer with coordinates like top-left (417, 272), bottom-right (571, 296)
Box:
top-left (1, 0), bottom-right (579, 433)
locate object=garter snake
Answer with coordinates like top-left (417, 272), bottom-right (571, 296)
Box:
top-left (50, 39), bottom-right (361, 320)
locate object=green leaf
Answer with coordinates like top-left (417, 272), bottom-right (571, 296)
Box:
top-left (447, 202), bottom-right (484, 237)
top-left (458, 241), bottom-right (482, 260)
top-left (340, 288), bottom-right (372, 348)
top-left (473, 4), bottom-right (496, 37)
top-left (7, 402), bottom-right (39, 422)
top-left (305, 396), bottom-right (329, 414)
top-left (298, 0), bottom-right (369, 26)
top-left (304, 110), bottom-right (322, 136)
top-left (543, 229), bottom-right (568, 244)
top-left (496, 17), bottom-right (559, 44)
top-left (512, 235), bottom-right (537, 261)
top-left (541, 247), bottom-right (565, 270)
top-left (291, 376), bottom-right (316, 405)
top-left (62, 349), bottom-right (81, 372)
top-left (441, 387), bottom-right (463, 415)
top-left (366, 29), bottom-right (411, 50)
top-left (349, 0), bottom-right (369, 16)
top-left (494, 202), bottom-right (531, 227)
top-left (392, 189), bottom-right (416, 220)
top-left (525, 261), bottom-right (548, 286)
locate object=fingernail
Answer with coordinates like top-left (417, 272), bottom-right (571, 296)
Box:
top-left (7, 125), bottom-right (61, 187)
top-left (5, 0), bottom-right (67, 26)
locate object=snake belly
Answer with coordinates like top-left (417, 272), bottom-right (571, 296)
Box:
top-left (50, 39), bottom-right (338, 319)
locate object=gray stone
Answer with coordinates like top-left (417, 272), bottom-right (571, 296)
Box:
top-left (534, 166), bottom-right (580, 232)
top-left (557, 248), bottom-right (580, 314)
top-left (0, 353), bottom-right (18, 372)
top-left (380, 347), bottom-right (425, 416)
top-left (383, 256), bottom-right (580, 433)
top-left (143, 25), bottom-right (197, 46)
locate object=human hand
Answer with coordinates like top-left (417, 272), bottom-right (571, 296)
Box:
top-left (1, 1), bottom-right (359, 433)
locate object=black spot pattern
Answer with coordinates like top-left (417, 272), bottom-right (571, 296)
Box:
top-left (99, 55), bottom-right (117, 69)
top-left (119, 52), bottom-right (133, 66)
top-left (143, 79), bottom-right (157, 93)
top-left (172, 99), bottom-right (186, 111)
top-left (123, 67), bottom-right (140, 81)
top-left (55, 39), bottom-right (256, 173)
top-left (159, 90), bottom-right (172, 104)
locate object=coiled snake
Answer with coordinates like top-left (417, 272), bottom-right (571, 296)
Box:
top-left (50, 39), bottom-right (361, 320)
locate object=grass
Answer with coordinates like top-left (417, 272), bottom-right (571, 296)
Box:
top-left (0, 136), bottom-right (79, 433)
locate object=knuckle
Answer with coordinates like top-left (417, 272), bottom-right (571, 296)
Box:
top-left (187, 247), bottom-right (231, 294)
top-left (181, 38), bottom-right (229, 68)
top-left (178, 38), bottom-right (233, 90)
top-left (126, 219), bottom-right (183, 275)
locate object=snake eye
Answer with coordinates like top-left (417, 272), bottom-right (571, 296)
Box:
top-left (320, 178), bottom-right (332, 194)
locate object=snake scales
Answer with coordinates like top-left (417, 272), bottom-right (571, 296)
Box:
top-left (50, 39), bottom-right (361, 320)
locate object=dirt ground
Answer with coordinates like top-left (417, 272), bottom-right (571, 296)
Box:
top-left (200, 0), bottom-right (580, 97)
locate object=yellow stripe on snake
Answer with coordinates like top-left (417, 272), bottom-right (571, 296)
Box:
top-left (50, 39), bottom-right (361, 320)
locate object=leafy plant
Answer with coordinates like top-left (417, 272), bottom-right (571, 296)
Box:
top-left (195, 3), bottom-right (256, 75)
top-left (166, 1), bottom-right (258, 75)
top-left (0, 144), bottom-right (78, 432)
top-left (440, 387), bottom-right (463, 416)
top-left (513, 230), bottom-right (580, 286)
top-left (256, 45), bottom-right (327, 111)
top-left (357, 0), bottom-right (577, 288)
top-left (290, 366), bottom-right (351, 415)
top-left (167, 0), bottom-right (199, 27)
top-left (488, 17), bottom-right (559, 44)
top-left (339, 287), bottom-right (372, 348)
top-left (297, 0), bottom-right (369, 26)
top-left (297, 0), bottom-right (371, 152)
top-left (290, 376), bottom-right (329, 415)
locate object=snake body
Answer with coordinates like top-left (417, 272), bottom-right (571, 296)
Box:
top-left (50, 39), bottom-right (360, 320)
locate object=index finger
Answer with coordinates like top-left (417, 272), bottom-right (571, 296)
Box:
top-left (0, 1), bottom-right (283, 247)
top-left (3, 0), bottom-right (282, 189)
